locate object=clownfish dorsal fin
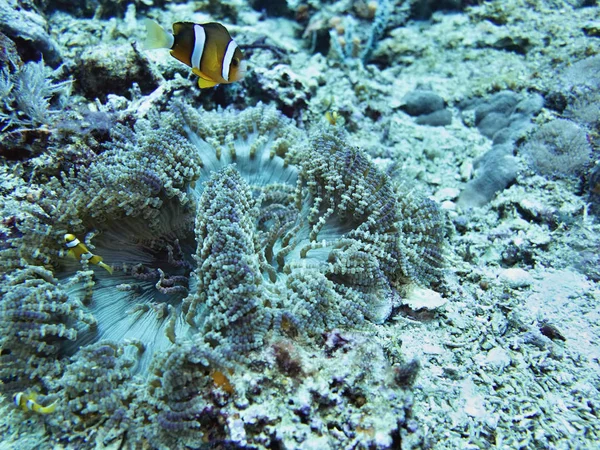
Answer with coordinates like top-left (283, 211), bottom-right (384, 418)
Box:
top-left (143, 19), bottom-right (174, 50)
top-left (202, 22), bottom-right (232, 41)
top-left (198, 77), bottom-right (219, 89)
top-left (172, 22), bottom-right (190, 35)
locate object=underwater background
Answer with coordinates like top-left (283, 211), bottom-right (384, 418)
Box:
top-left (1, 0), bottom-right (599, 448)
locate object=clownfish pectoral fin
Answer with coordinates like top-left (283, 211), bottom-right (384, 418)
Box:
top-left (197, 77), bottom-right (219, 89)
top-left (192, 68), bottom-right (219, 88)
top-left (98, 261), bottom-right (113, 275)
top-left (143, 19), bottom-right (175, 50)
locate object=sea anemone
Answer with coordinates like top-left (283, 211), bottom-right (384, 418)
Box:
top-left (0, 102), bottom-right (444, 446)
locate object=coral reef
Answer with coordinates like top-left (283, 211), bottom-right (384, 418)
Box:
top-left (552, 54), bottom-right (600, 210)
top-left (248, 64), bottom-right (313, 118)
top-left (2, 0), bottom-right (599, 448)
top-left (461, 90), bottom-right (544, 143)
top-left (301, 0), bottom-right (401, 65)
top-left (74, 42), bottom-right (161, 101)
top-left (408, 0), bottom-right (488, 19)
top-left (456, 91), bottom-right (544, 207)
top-left (328, 0), bottom-right (393, 63)
top-left (0, 51), bottom-right (75, 161)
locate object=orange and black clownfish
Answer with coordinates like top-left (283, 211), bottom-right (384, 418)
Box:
top-left (143, 19), bottom-right (247, 89)
top-left (64, 233), bottom-right (113, 275)
top-left (14, 392), bottom-right (57, 414)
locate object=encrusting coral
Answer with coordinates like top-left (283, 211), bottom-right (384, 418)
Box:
top-left (0, 102), bottom-right (444, 447)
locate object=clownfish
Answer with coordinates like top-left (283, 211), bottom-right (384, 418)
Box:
top-left (13, 392), bottom-right (57, 414)
top-left (325, 110), bottom-right (340, 126)
top-left (64, 233), bottom-right (113, 275)
top-left (143, 18), bottom-right (247, 89)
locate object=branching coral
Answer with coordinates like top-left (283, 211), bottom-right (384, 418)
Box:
top-left (0, 101), bottom-right (444, 447)
top-left (328, 0), bottom-right (395, 63)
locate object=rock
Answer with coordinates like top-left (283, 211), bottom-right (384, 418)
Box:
top-left (415, 109), bottom-right (453, 126)
top-left (403, 286), bottom-right (447, 310)
top-left (401, 88), bottom-right (452, 127)
top-left (498, 268), bottom-right (533, 288)
top-left (0, 0), bottom-right (62, 66)
top-left (401, 89), bottom-right (445, 116)
top-left (75, 43), bottom-right (161, 101)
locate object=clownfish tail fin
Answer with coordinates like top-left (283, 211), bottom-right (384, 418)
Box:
top-left (37, 400), bottom-right (57, 414)
top-left (143, 19), bottom-right (174, 50)
top-left (98, 261), bottom-right (113, 275)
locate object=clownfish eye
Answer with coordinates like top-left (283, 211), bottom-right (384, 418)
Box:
top-left (232, 58), bottom-right (239, 67)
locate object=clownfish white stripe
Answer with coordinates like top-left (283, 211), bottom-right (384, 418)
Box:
top-left (81, 252), bottom-right (93, 261)
top-left (14, 393), bottom-right (23, 407)
top-left (221, 40), bottom-right (237, 82)
top-left (65, 238), bottom-right (80, 248)
top-left (191, 24), bottom-right (206, 70)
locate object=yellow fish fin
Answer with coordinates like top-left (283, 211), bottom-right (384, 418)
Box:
top-left (143, 19), bottom-right (174, 50)
top-left (191, 67), bottom-right (219, 88)
top-left (197, 77), bottom-right (219, 89)
top-left (98, 261), bottom-right (113, 275)
top-left (191, 67), bottom-right (210, 79)
top-left (27, 399), bottom-right (57, 414)
top-left (36, 400), bottom-right (57, 414)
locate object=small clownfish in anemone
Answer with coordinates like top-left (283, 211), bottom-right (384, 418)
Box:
top-left (64, 233), bottom-right (113, 275)
top-left (325, 110), bottom-right (341, 126)
top-left (13, 392), bottom-right (57, 414)
top-left (143, 18), bottom-right (247, 89)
